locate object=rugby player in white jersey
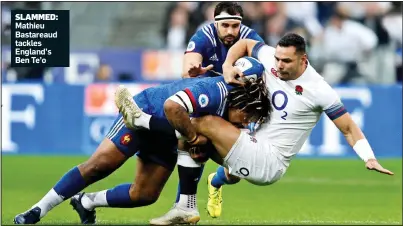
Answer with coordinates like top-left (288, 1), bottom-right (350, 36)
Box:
top-left (118, 33), bottom-right (394, 219)
top-left (199, 33), bottom-right (393, 186)
top-left (191, 33), bottom-right (394, 211)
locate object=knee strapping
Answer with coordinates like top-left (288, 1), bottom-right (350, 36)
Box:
top-left (177, 150), bottom-right (202, 167)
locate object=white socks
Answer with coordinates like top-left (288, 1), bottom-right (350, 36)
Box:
top-left (29, 189), bottom-right (109, 218)
top-left (177, 150), bottom-right (202, 167)
top-left (176, 150), bottom-right (199, 210)
top-left (133, 112), bottom-right (151, 129)
top-left (80, 190), bottom-right (109, 210)
top-left (177, 194), bottom-right (197, 210)
top-left (32, 189), bottom-right (63, 218)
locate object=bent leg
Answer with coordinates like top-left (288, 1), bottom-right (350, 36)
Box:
top-left (14, 115), bottom-right (134, 224)
top-left (14, 138), bottom-right (129, 224)
top-left (79, 129), bottom-right (178, 210)
top-left (78, 138), bottom-right (129, 184)
top-left (81, 156), bottom-right (173, 211)
top-left (211, 166), bottom-right (241, 188)
top-left (128, 157), bottom-right (173, 206)
top-left (174, 150), bottom-right (205, 208)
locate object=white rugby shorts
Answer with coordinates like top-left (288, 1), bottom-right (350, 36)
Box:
top-left (223, 131), bottom-right (287, 186)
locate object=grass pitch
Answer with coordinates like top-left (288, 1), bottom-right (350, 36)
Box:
top-left (2, 156), bottom-right (402, 225)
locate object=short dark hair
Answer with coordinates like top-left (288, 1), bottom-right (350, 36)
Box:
top-left (277, 33), bottom-right (307, 54)
top-left (227, 78), bottom-right (272, 123)
top-left (214, 2), bottom-right (243, 17)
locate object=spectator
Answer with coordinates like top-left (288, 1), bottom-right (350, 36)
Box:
top-left (196, 2), bottom-right (217, 31)
top-left (381, 3), bottom-right (402, 82)
top-left (263, 13), bottom-right (288, 46)
top-left (163, 5), bottom-right (189, 51)
top-left (319, 10), bottom-right (378, 85)
top-left (241, 2), bottom-right (266, 37)
top-left (161, 2), bottom-right (203, 50)
top-left (278, 2), bottom-right (324, 39)
top-left (316, 2), bottom-right (337, 26)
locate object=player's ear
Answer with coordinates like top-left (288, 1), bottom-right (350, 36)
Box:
top-left (301, 53), bottom-right (308, 65)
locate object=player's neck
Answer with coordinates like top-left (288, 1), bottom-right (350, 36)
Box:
top-left (294, 64), bottom-right (308, 80)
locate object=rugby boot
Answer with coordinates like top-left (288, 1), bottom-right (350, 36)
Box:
top-left (150, 204), bottom-right (200, 225)
top-left (114, 85), bottom-right (142, 130)
top-left (207, 173), bottom-right (223, 218)
top-left (14, 207), bottom-right (41, 224)
top-left (70, 193), bottom-right (96, 224)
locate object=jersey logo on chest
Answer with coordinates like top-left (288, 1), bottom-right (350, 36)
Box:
top-left (295, 85), bottom-right (303, 95)
top-left (209, 53), bottom-right (219, 61)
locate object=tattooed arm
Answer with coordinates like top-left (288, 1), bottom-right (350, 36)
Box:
top-left (164, 96), bottom-right (208, 146)
top-left (164, 99), bottom-right (198, 142)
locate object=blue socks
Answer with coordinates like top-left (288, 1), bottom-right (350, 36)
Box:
top-left (53, 167), bottom-right (87, 200)
top-left (105, 183), bottom-right (135, 208)
top-left (211, 166), bottom-right (239, 188)
top-left (105, 183), bottom-right (153, 208)
top-left (51, 168), bottom-right (144, 209)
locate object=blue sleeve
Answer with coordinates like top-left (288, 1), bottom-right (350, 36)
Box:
top-left (246, 29), bottom-right (265, 43)
top-left (185, 25), bottom-right (215, 54)
top-left (183, 80), bottom-right (228, 116)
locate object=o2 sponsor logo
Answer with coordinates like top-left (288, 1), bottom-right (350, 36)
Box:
top-left (272, 90), bottom-right (288, 120)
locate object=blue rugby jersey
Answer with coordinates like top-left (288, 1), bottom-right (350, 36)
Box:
top-left (185, 23), bottom-right (264, 77)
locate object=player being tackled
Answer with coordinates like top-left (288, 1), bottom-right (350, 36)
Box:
top-left (150, 2), bottom-right (266, 223)
top-left (13, 56), bottom-right (269, 225)
top-left (115, 63), bottom-right (270, 225)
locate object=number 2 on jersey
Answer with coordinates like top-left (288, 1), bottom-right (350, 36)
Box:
top-left (281, 111), bottom-right (288, 120)
top-left (272, 90), bottom-right (288, 120)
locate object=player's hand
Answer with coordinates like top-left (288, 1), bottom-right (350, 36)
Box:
top-left (365, 159), bottom-right (394, 175)
top-left (189, 146), bottom-right (210, 163)
top-left (223, 64), bottom-right (244, 85)
top-left (188, 134), bottom-right (208, 146)
top-left (188, 64), bottom-right (214, 77)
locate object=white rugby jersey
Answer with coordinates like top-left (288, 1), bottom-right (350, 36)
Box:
top-left (251, 43), bottom-right (347, 162)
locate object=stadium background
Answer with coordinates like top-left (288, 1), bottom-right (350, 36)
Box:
top-left (2, 1), bottom-right (402, 225)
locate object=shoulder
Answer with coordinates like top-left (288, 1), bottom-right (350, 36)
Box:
top-left (252, 43), bottom-right (275, 60)
top-left (305, 67), bottom-right (340, 106)
top-left (240, 24), bottom-right (264, 42)
top-left (195, 23), bottom-right (217, 47)
top-left (240, 24), bottom-right (254, 39)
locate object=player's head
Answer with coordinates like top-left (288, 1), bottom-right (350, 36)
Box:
top-left (226, 78), bottom-right (272, 128)
top-left (275, 33), bottom-right (308, 81)
top-left (214, 2), bottom-right (243, 47)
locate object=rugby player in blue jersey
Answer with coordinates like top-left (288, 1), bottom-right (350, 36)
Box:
top-left (14, 57), bottom-right (270, 225)
top-left (149, 2), bottom-right (265, 224)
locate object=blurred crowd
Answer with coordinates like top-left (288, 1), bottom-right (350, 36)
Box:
top-left (162, 2), bottom-right (402, 85)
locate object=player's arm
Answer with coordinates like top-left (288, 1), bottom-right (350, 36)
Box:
top-left (164, 82), bottom-right (221, 144)
top-left (164, 98), bottom-right (201, 144)
top-left (320, 86), bottom-right (394, 175)
top-left (222, 39), bottom-right (258, 68)
top-left (222, 39), bottom-right (263, 85)
top-left (183, 53), bottom-right (214, 78)
top-left (182, 28), bottom-right (214, 78)
top-left (163, 87), bottom-right (211, 146)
